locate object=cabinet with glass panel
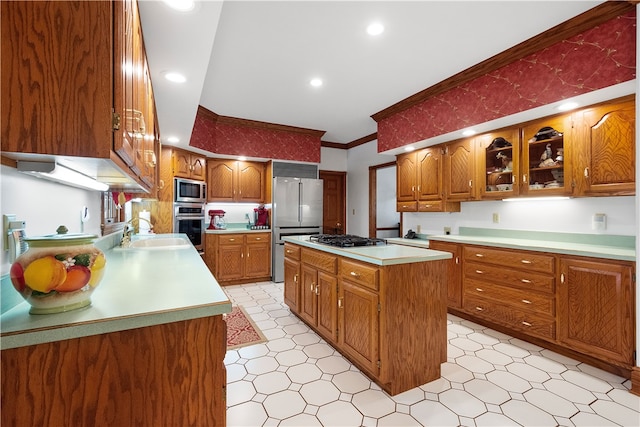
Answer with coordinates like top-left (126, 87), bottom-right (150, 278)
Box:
top-left (478, 128), bottom-right (520, 199)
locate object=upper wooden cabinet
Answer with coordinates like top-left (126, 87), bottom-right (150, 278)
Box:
top-left (1, 0), bottom-right (158, 192)
top-left (476, 128), bottom-right (521, 199)
top-left (573, 98), bottom-right (635, 197)
top-left (396, 146), bottom-right (460, 212)
top-left (172, 149), bottom-right (207, 181)
top-left (207, 159), bottom-right (266, 203)
top-left (444, 138), bottom-right (477, 201)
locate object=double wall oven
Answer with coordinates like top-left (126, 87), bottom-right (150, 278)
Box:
top-left (173, 178), bottom-right (206, 253)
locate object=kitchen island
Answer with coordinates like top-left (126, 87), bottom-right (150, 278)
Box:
top-left (1, 233), bottom-right (231, 427)
top-left (282, 235), bottom-right (451, 395)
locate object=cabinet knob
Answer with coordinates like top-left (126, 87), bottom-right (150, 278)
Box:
top-left (475, 253), bottom-right (484, 258)
top-left (521, 299), bottom-right (532, 304)
top-left (294, 274), bottom-right (298, 283)
top-left (475, 270), bottom-right (484, 274)
top-left (520, 259), bottom-right (532, 264)
top-left (475, 287), bottom-right (484, 292)
top-left (584, 167), bottom-right (590, 178)
top-left (522, 174), bottom-right (527, 183)
top-left (350, 271), bottom-right (360, 278)
top-left (229, 238), bottom-right (235, 242)
top-left (561, 273), bottom-right (565, 283)
top-left (475, 306), bottom-right (484, 311)
top-left (521, 321), bottom-right (532, 327)
top-left (521, 279), bottom-right (532, 284)
top-left (256, 237), bottom-right (261, 240)
top-left (455, 257), bottom-right (459, 264)
top-left (338, 298), bottom-right (343, 308)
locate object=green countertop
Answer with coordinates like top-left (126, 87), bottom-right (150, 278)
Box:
top-left (0, 234), bottom-right (231, 350)
top-left (283, 235), bottom-right (451, 266)
top-left (390, 227), bottom-right (635, 262)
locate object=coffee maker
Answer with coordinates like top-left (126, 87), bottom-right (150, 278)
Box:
top-left (208, 209), bottom-right (227, 230)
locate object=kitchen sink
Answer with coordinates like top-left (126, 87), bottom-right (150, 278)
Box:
top-left (115, 235), bottom-right (192, 250)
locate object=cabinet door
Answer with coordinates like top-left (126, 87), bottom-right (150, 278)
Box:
top-left (300, 265), bottom-right (318, 326)
top-left (396, 152), bottom-right (417, 202)
top-left (558, 257), bottom-right (635, 366)
top-left (521, 114), bottom-right (573, 196)
top-left (429, 241), bottom-right (462, 309)
top-left (207, 160), bottom-right (236, 202)
top-left (284, 257), bottom-right (301, 313)
top-left (237, 161), bottom-right (265, 202)
top-left (444, 138), bottom-right (476, 201)
top-left (339, 280), bottom-right (379, 376)
top-left (575, 98), bottom-right (635, 196)
top-left (173, 150), bottom-right (193, 178)
top-left (204, 234), bottom-right (217, 274)
top-left (316, 272), bottom-right (338, 343)
top-left (477, 129), bottom-right (519, 199)
top-left (416, 147), bottom-right (442, 201)
top-left (216, 237), bottom-right (244, 282)
top-left (245, 241), bottom-right (270, 278)
top-left (190, 155), bottom-right (207, 181)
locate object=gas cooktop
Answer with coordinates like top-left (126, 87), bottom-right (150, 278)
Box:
top-left (309, 234), bottom-right (387, 248)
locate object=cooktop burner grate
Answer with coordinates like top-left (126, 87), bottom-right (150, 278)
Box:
top-left (309, 234), bottom-right (387, 247)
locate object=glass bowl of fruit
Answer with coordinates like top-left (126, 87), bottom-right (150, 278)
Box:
top-left (9, 226), bottom-right (106, 314)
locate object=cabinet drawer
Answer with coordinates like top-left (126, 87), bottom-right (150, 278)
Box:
top-left (396, 201), bottom-right (417, 212)
top-left (302, 248), bottom-right (337, 274)
top-left (463, 246), bottom-right (555, 273)
top-left (284, 243), bottom-right (301, 260)
top-left (464, 262), bottom-right (555, 293)
top-left (218, 234), bottom-right (243, 244)
top-left (340, 259), bottom-right (379, 291)
top-left (464, 294), bottom-right (556, 340)
top-left (247, 233), bottom-right (270, 244)
top-left (464, 279), bottom-right (555, 316)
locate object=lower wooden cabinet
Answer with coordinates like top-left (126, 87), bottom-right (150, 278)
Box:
top-left (437, 239), bottom-right (636, 380)
top-left (284, 242), bottom-right (448, 395)
top-left (205, 232), bottom-right (271, 285)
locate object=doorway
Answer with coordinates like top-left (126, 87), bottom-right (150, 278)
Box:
top-left (319, 170), bottom-right (346, 235)
top-left (369, 161), bottom-right (400, 238)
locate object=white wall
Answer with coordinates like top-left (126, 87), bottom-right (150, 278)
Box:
top-left (319, 146), bottom-right (348, 172)
top-left (0, 165), bottom-right (103, 275)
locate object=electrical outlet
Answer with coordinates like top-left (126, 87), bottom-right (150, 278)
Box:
top-left (444, 227), bottom-right (451, 235)
top-left (492, 213), bottom-right (500, 223)
top-left (592, 213), bottom-right (606, 230)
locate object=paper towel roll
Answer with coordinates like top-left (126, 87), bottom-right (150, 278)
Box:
top-left (139, 210), bottom-right (151, 234)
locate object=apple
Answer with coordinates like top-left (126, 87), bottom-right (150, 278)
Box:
top-left (55, 265), bottom-right (91, 292)
top-left (10, 262), bottom-right (26, 292)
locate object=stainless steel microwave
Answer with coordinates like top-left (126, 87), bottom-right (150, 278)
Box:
top-left (174, 177), bottom-right (207, 203)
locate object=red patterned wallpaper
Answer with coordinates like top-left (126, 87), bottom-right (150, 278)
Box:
top-left (377, 12), bottom-right (636, 152)
top-left (189, 112), bottom-right (322, 163)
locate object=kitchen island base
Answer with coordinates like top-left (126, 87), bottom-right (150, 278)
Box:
top-left (1, 314), bottom-right (227, 427)
top-left (283, 239), bottom-right (450, 396)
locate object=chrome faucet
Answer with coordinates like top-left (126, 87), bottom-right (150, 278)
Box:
top-left (120, 216), bottom-right (154, 247)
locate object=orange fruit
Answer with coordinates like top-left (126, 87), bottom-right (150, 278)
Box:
top-left (23, 256), bottom-right (67, 293)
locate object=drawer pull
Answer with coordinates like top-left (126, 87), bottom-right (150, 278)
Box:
top-left (475, 269), bottom-right (484, 274)
top-left (521, 279), bottom-right (532, 284)
top-left (350, 271), bottom-right (360, 278)
top-left (475, 306), bottom-right (484, 311)
top-left (475, 287), bottom-right (484, 292)
top-left (229, 238), bottom-right (236, 242)
top-left (475, 253), bottom-right (484, 258)
top-left (521, 299), bottom-right (532, 304)
top-left (255, 237), bottom-right (262, 240)
top-left (286, 250), bottom-right (292, 254)
top-left (522, 321), bottom-right (532, 327)
top-left (520, 259), bottom-right (532, 264)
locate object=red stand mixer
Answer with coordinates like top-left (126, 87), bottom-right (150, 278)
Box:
top-left (208, 209), bottom-right (227, 230)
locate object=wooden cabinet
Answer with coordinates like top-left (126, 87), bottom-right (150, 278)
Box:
top-left (476, 128), bottom-right (521, 199)
top-left (173, 149), bottom-right (207, 181)
top-left (1, 0), bottom-right (158, 192)
top-left (437, 238), bottom-right (637, 379)
top-left (428, 241), bottom-right (462, 308)
top-left (558, 256), bottom-right (635, 367)
top-left (285, 241), bottom-right (448, 395)
top-left (444, 138), bottom-right (477, 201)
top-left (573, 97), bottom-right (635, 196)
top-left (463, 245), bottom-right (557, 341)
top-left (208, 232), bottom-right (271, 285)
top-left (207, 159), bottom-right (266, 203)
top-left (396, 146), bottom-right (460, 212)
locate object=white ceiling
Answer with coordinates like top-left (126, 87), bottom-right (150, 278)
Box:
top-left (138, 1), bottom-right (606, 153)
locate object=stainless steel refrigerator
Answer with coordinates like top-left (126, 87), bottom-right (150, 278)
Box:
top-left (272, 177), bottom-right (323, 282)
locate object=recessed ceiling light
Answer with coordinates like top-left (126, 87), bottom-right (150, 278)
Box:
top-left (404, 146), bottom-right (415, 152)
top-left (367, 22), bottom-right (384, 36)
top-left (310, 78), bottom-right (323, 87)
top-left (163, 72), bottom-right (186, 83)
top-left (462, 129), bottom-right (476, 137)
top-left (162, 0), bottom-right (195, 12)
top-left (557, 102), bottom-right (579, 111)
top-left (166, 136), bottom-right (180, 143)
top-left (238, 156), bottom-right (247, 161)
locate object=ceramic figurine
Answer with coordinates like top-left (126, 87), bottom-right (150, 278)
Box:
top-left (539, 143), bottom-right (556, 167)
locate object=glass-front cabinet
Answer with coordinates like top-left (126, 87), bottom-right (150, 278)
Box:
top-left (478, 129), bottom-right (520, 199)
top-left (521, 114), bottom-right (573, 197)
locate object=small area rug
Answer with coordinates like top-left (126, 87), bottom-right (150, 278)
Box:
top-left (225, 306), bottom-right (267, 350)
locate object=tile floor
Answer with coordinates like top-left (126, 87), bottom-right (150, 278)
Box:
top-left (223, 281), bottom-right (640, 426)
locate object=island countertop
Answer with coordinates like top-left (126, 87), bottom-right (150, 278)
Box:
top-left (0, 234), bottom-right (231, 350)
top-left (283, 235), bottom-right (451, 266)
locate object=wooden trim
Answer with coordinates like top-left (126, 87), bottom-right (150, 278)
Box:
top-left (197, 105), bottom-right (325, 137)
top-left (371, 2), bottom-right (636, 122)
top-left (631, 367), bottom-right (640, 396)
top-left (322, 133), bottom-right (378, 150)
top-left (321, 141), bottom-right (348, 149)
top-left (0, 155), bottom-right (17, 168)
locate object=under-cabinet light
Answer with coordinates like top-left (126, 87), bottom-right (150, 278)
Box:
top-left (17, 161), bottom-right (109, 192)
top-left (502, 196), bottom-right (571, 202)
